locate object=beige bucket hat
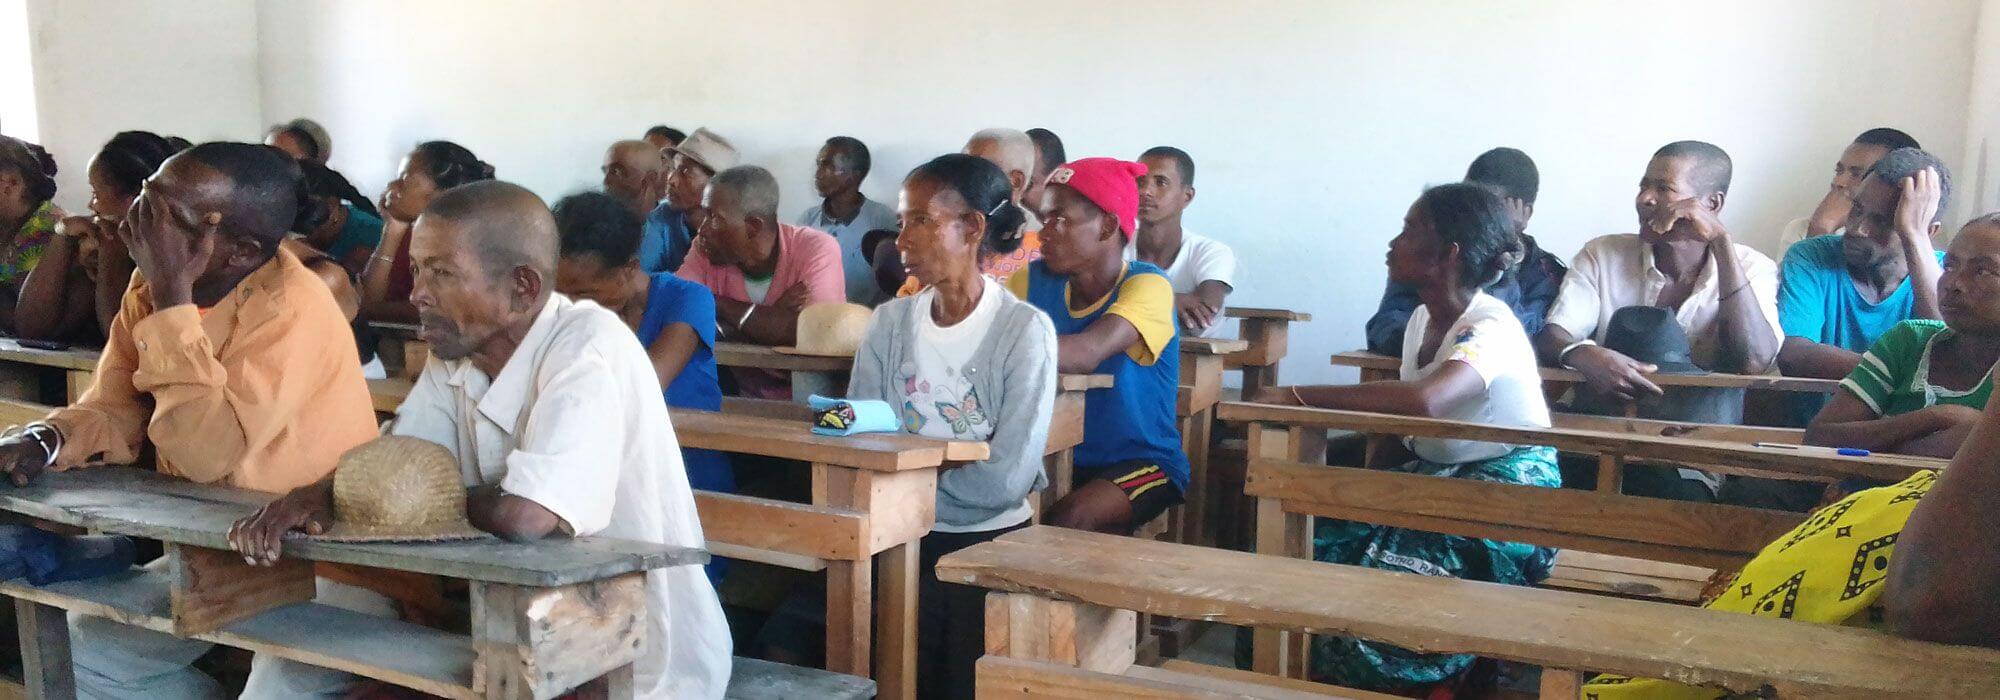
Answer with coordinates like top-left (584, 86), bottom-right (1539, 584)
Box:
top-left (663, 127), bottom-right (740, 174)
top-left (312, 436), bottom-right (488, 543)
top-left (775, 302), bottom-right (875, 357)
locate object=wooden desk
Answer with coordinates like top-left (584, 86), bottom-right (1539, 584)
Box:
top-left (940, 525), bottom-right (2000, 699)
top-left (1169, 337), bottom-right (1247, 548)
top-left (713, 342), bottom-right (851, 401)
top-left (1222, 307), bottom-right (1311, 398)
top-left (1040, 374), bottom-right (1113, 512)
top-left (0, 467), bottom-right (697, 699)
top-left (368, 378), bottom-right (414, 414)
top-left (1331, 350), bottom-right (1842, 394)
top-left (0, 340), bottom-right (101, 404)
top-left (671, 408), bottom-right (987, 700)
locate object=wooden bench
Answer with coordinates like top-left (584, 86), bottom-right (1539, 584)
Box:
top-left (1223, 307), bottom-right (1312, 399)
top-left (0, 340), bottom-right (101, 405)
top-left (713, 341), bottom-right (852, 402)
top-left (939, 525), bottom-right (2000, 699)
top-left (1330, 350), bottom-right (1842, 395)
top-left (672, 408), bottom-right (987, 700)
top-left (0, 467), bottom-right (703, 699)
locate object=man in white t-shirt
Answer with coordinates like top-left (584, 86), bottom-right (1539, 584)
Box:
top-left (243, 181), bottom-right (733, 698)
top-left (1126, 146), bottom-right (1236, 337)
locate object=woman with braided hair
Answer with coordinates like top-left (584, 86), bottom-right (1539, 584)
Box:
top-left (358, 140), bottom-right (493, 323)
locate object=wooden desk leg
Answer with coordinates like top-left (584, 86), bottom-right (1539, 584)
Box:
top-left (17, 598), bottom-right (75, 700)
top-left (471, 575), bottom-right (647, 699)
top-left (1539, 667), bottom-right (1584, 698)
top-left (876, 542), bottom-right (919, 700)
top-left (1045, 450), bottom-right (1075, 510)
top-left (64, 371), bottom-right (92, 404)
top-left (813, 466), bottom-right (878, 682)
top-left (1251, 497), bottom-right (1309, 679)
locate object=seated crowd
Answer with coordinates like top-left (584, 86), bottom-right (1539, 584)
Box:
top-left (0, 114), bottom-right (1992, 699)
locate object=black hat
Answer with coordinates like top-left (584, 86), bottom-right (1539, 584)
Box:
top-left (1602, 306), bottom-right (1704, 375)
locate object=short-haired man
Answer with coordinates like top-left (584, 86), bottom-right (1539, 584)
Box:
top-left (894, 128), bottom-right (1047, 296)
top-left (1536, 141), bottom-right (1783, 500)
top-left (1367, 147), bottom-right (1568, 354)
top-left (0, 143), bottom-right (383, 697)
top-left (1128, 146), bottom-right (1237, 337)
top-left (677, 165), bottom-right (845, 399)
top-left (641, 127), bottom-right (738, 274)
top-left (602, 139), bottom-right (669, 219)
top-left (234, 181), bottom-right (734, 698)
top-left (1025, 127), bottom-right (1066, 212)
top-left (643, 125), bottom-right (686, 151)
top-left (798, 136), bottom-right (897, 305)
top-left (1010, 157), bottom-right (1190, 535)
top-left (1778, 127), bottom-right (1922, 251)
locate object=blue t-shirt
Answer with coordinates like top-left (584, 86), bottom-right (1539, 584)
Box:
top-left (635, 273), bottom-right (732, 495)
top-left (1016, 260), bottom-right (1192, 491)
top-left (328, 203), bottom-right (384, 262)
top-left (639, 202), bottom-right (696, 274)
top-left (1777, 234), bottom-right (1941, 352)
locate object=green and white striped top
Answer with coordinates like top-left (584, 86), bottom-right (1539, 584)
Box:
top-left (1841, 320), bottom-right (1993, 416)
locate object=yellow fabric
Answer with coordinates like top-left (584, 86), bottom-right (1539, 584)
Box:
top-left (1582, 470), bottom-right (1938, 698)
top-left (1101, 271), bottom-right (1175, 366)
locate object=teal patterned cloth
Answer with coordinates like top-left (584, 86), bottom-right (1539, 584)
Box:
top-left (1309, 445), bottom-right (1561, 691)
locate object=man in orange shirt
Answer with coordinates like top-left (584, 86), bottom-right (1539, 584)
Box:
top-left (0, 142), bottom-right (383, 699)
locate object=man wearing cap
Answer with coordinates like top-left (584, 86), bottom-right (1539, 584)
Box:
top-left (602, 138), bottom-right (671, 221)
top-left (798, 136), bottom-right (897, 306)
top-left (677, 165), bottom-right (845, 399)
top-left (1129, 146), bottom-right (1236, 337)
top-left (235, 180), bottom-right (733, 698)
top-left (641, 127), bottom-right (739, 274)
top-left (1009, 157), bottom-right (1190, 535)
top-left (894, 128), bottom-right (1047, 297)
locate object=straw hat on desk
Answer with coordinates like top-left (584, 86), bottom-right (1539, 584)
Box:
top-left (774, 302), bottom-right (874, 357)
top-left (311, 436), bottom-right (487, 542)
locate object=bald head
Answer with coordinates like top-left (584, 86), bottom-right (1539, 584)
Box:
top-left (424, 180), bottom-right (558, 284)
top-left (608, 140), bottom-right (665, 172)
top-left (965, 128), bottom-right (1037, 199)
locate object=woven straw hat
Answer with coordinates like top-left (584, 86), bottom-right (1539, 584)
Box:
top-left (313, 436), bottom-right (488, 543)
top-left (662, 127), bottom-right (739, 174)
top-left (775, 302), bottom-right (874, 357)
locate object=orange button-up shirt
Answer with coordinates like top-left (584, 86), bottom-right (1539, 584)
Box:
top-left (47, 247), bottom-right (378, 493)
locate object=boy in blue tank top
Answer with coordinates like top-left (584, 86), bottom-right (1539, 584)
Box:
top-left (1007, 157), bottom-right (1191, 534)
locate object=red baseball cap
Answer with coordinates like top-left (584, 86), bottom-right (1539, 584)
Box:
top-left (1046, 157), bottom-right (1148, 241)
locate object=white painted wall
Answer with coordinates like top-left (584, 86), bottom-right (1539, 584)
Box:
top-left (1959, 0), bottom-right (2000, 221)
top-left (25, 0), bottom-right (1978, 383)
top-left (22, 0), bottom-right (264, 214)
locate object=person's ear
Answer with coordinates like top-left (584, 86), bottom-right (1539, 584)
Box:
top-left (1705, 191), bottom-right (1727, 212)
top-left (1928, 220), bottom-right (1943, 239)
top-left (1183, 185), bottom-right (1196, 206)
top-left (1008, 170), bottom-right (1028, 199)
top-left (511, 265), bottom-right (544, 313)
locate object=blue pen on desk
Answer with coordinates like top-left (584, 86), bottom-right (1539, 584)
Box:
top-left (1754, 442), bottom-right (1871, 457)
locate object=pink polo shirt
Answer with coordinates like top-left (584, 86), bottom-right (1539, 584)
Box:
top-left (678, 223), bottom-right (847, 398)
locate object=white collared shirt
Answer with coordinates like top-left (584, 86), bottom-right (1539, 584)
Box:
top-left (390, 294), bottom-right (731, 699)
top-left (1544, 233), bottom-right (1782, 368)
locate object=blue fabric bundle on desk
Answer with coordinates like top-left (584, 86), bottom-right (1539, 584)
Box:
top-left (0, 524), bottom-right (137, 585)
top-left (808, 394), bottom-right (900, 436)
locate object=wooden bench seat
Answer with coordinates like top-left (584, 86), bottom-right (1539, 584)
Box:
top-left (725, 657), bottom-right (875, 699)
top-left (1543, 550), bottom-right (1710, 604)
top-left (940, 526), bottom-right (2000, 698)
top-left (980, 656), bottom-right (1390, 698)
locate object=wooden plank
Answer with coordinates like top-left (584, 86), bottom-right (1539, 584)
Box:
top-left (979, 655), bottom-right (1365, 699)
top-left (726, 657), bottom-right (875, 700)
top-left (695, 491), bottom-right (869, 561)
top-left (877, 541), bottom-right (918, 700)
top-left (721, 397), bottom-right (812, 421)
top-left (1292, 500), bottom-right (1756, 571)
top-left (1227, 319), bottom-right (1292, 369)
top-left (471, 575), bottom-right (646, 700)
top-left (1330, 350), bottom-right (1841, 394)
top-left (714, 341), bottom-right (853, 371)
top-left (984, 593), bottom-right (1135, 673)
top-left (1155, 660), bottom-right (1401, 699)
top-left (0, 468), bottom-right (699, 587)
top-left (1248, 459), bottom-right (1800, 561)
top-left (672, 409), bottom-right (964, 472)
top-left (167, 543), bottom-right (315, 635)
top-left (707, 543), bottom-right (826, 571)
top-left (1217, 403), bottom-right (1941, 483)
top-left (0, 399), bottom-right (52, 429)
top-left (1224, 307), bottom-right (1313, 322)
top-left (1048, 393), bottom-right (1087, 455)
top-left (942, 526), bottom-right (2000, 699)
top-left (1060, 373), bottom-right (1116, 391)
top-left (369, 377), bottom-right (413, 413)
top-left (816, 467), bottom-right (875, 680)
top-left (63, 372), bottom-right (90, 404)
top-left (1179, 354), bottom-right (1223, 416)
top-left (0, 341), bottom-right (102, 372)
top-left (1549, 413), bottom-right (1803, 445)
top-left (1180, 337), bottom-right (1249, 356)
top-left (1543, 554), bottom-right (1710, 604)
top-left (15, 599), bottom-right (73, 700)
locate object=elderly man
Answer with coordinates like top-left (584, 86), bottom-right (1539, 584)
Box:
top-left (640, 127), bottom-right (739, 274)
top-left (234, 181), bottom-right (732, 698)
top-left (677, 165), bottom-right (844, 398)
top-left (603, 139), bottom-right (670, 220)
top-left (798, 136), bottom-right (896, 305)
top-left (0, 143), bottom-right (382, 698)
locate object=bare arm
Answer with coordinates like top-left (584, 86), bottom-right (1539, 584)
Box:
top-left (1776, 336), bottom-right (1864, 380)
top-left (1896, 169), bottom-right (1945, 321)
top-left (714, 295), bottom-right (803, 346)
top-left (1055, 313), bottom-right (1143, 374)
top-left (466, 486), bottom-right (566, 544)
top-left (1803, 390), bottom-right (1974, 452)
top-left (1255, 360), bottom-right (1486, 419)
top-left (14, 229), bottom-right (92, 341)
top-left (1884, 381), bottom-right (2000, 646)
top-left (358, 218), bottom-right (418, 323)
top-left (1706, 235), bottom-right (1780, 374)
top-left (646, 323), bottom-right (702, 391)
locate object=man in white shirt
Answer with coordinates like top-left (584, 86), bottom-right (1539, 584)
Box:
top-left (1127, 146), bottom-right (1236, 337)
top-left (235, 181), bottom-right (733, 698)
top-left (797, 136), bottom-right (897, 305)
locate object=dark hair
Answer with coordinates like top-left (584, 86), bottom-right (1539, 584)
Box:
top-left (1027, 128), bottom-right (1065, 175)
top-left (298, 160), bottom-right (381, 221)
top-left (1855, 128), bottom-right (1920, 152)
top-left (906, 153), bottom-right (1026, 254)
top-left (0, 136), bottom-right (57, 204)
top-left (552, 191), bottom-right (642, 267)
top-left (94, 131), bottom-right (179, 199)
top-left (1416, 182), bottom-right (1522, 288)
top-left (411, 140), bottom-right (495, 189)
top-left (165, 136), bottom-right (193, 152)
top-left (824, 136), bottom-right (872, 178)
top-left (266, 123), bottom-right (322, 161)
top-left (644, 125), bottom-right (686, 145)
top-left (1866, 147), bottom-right (1953, 226)
top-left (182, 142), bottom-right (315, 250)
top-left (1464, 147), bottom-right (1539, 205)
top-left (1653, 140), bottom-right (1732, 196)
top-left (1139, 146), bottom-right (1196, 187)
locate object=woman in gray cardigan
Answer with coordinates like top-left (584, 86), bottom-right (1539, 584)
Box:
top-left (847, 153), bottom-right (1057, 698)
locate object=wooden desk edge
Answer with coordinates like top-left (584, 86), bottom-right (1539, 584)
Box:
top-left (1224, 307), bottom-right (1312, 322)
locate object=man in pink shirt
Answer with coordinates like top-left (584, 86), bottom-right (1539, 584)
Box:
top-left (677, 165), bottom-right (845, 398)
